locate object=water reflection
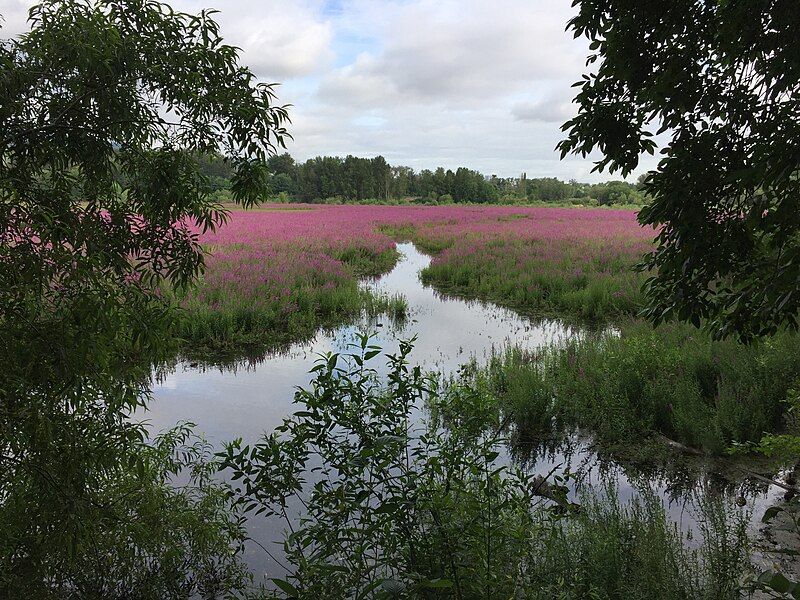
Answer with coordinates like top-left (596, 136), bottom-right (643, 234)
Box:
top-left (144, 242), bottom-right (788, 580)
top-left (147, 243), bottom-right (576, 443)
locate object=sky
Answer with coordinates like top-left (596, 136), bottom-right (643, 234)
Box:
top-left (0, 0), bottom-right (657, 181)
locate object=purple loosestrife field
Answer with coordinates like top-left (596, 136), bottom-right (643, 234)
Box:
top-left (177, 204), bottom-right (800, 454)
top-left (179, 205), bottom-right (652, 354)
top-left (402, 206), bottom-right (653, 319)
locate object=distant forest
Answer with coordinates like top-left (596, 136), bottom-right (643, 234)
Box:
top-left (196, 152), bottom-right (647, 205)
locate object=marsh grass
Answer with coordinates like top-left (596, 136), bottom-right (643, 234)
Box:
top-left (523, 486), bottom-right (751, 600)
top-left (376, 214), bottom-right (649, 321)
top-left (479, 320), bottom-right (800, 454)
top-left (176, 246), bottom-right (402, 357)
top-left (419, 237), bottom-right (645, 321)
top-left (176, 206), bottom-right (651, 357)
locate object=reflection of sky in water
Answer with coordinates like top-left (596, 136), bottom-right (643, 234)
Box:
top-left (142, 242), bottom-right (785, 581)
top-left (145, 243), bottom-right (575, 443)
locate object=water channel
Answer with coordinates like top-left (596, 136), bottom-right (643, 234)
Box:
top-left (144, 242), bottom-right (785, 580)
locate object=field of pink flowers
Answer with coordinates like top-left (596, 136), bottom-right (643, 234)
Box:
top-left (180, 205), bottom-right (653, 352)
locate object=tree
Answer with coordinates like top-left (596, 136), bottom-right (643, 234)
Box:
top-left (270, 172), bottom-right (297, 195)
top-left (0, 0), bottom-right (288, 594)
top-left (590, 181), bottom-right (643, 206)
top-left (267, 152), bottom-right (297, 177)
top-left (526, 177), bottom-right (571, 202)
top-left (559, 0), bottom-right (800, 341)
top-left (377, 156), bottom-right (392, 200)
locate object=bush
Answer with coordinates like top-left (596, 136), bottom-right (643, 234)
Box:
top-left (1, 424), bottom-right (250, 599)
top-left (221, 337), bottom-right (754, 599)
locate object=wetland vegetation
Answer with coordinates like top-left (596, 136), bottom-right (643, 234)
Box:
top-left (2, 0), bottom-right (798, 598)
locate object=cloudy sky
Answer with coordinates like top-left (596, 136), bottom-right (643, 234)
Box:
top-left (1, 0), bottom-right (655, 181)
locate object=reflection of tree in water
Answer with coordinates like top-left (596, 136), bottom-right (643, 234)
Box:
top-left (506, 421), bottom-right (778, 506)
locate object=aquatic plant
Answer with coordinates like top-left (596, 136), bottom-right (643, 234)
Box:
top-left (480, 320), bottom-right (800, 454)
top-left (180, 204), bottom-right (650, 354)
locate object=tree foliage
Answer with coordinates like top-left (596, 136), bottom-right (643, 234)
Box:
top-left (293, 155), bottom-right (499, 203)
top-left (559, 0), bottom-right (800, 340)
top-left (0, 0), bottom-right (288, 594)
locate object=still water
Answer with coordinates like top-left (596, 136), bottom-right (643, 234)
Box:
top-left (145, 242), bottom-right (783, 579)
top-left (147, 243), bottom-right (575, 441)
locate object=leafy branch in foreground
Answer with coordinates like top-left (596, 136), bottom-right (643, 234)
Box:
top-left (221, 334), bottom-right (552, 598)
top-left (221, 336), bottom-right (753, 599)
top-left (560, 0), bottom-right (800, 341)
top-left (1, 0), bottom-right (288, 594)
top-left (0, 423), bottom-right (251, 599)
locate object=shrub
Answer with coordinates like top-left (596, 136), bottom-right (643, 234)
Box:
top-left (220, 337), bottom-right (753, 598)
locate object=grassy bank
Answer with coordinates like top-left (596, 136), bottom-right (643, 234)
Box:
top-left (476, 320), bottom-right (800, 454)
top-left (377, 208), bottom-right (651, 321)
top-left (176, 243), bottom-right (403, 357)
top-left (420, 237), bottom-right (644, 320)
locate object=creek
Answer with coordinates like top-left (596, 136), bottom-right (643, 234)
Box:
top-left (145, 242), bottom-right (785, 579)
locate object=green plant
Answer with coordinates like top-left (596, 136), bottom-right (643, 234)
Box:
top-left (221, 335), bottom-right (557, 598)
top-left (522, 486), bottom-right (751, 600)
top-left (0, 423), bottom-right (251, 599)
top-left (221, 337), bottom-right (755, 599)
top-left (0, 0), bottom-right (287, 591)
top-left (479, 322), bottom-right (800, 453)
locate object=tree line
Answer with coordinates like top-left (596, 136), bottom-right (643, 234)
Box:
top-left (197, 152), bottom-right (647, 205)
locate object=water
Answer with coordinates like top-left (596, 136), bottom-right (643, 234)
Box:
top-left (144, 242), bottom-right (786, 580)
top-left (147, 243), bottom-right (575, 442)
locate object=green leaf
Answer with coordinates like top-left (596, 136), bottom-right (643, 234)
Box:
top-left (762, 506), bottom-right (783, 523)
top-left (271, 578), bottom-right (300, 597)
top-left (422, 578), bottom-right (454, 589)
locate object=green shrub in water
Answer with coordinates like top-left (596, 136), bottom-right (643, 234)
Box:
top-left (483, 321), bottom-right (800, 453)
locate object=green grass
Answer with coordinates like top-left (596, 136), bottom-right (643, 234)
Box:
top-left (178, 287), bottom-right (391, 359)
top-left (175, 246), bottom-right (402, 359)
top-left (476, 320), bottom-right (800, 454)
top-left (524, 485), bottom-right (751, 600)
top-left (375, 216), bottom-right (650, 322)
top-left (419, 238), bottom-right (645, 321)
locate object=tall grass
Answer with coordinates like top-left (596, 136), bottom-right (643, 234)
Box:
top-left (171, 205), bottom-right (655, 356)
top-left (480, 320), bottom-right (800, 453)
top-left (375, 207), bottom-right (651, 320)
top-left (524, 486), bottom-right (751, 600)
top-left (420, 236), bottom-right (646, 320)
top-left (176, 243), bottom-right (400, 356)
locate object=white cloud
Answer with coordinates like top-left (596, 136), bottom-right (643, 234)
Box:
top-left (0, 0), bottom-right (35, 37)
top-left (512, 93), bottom-right (577, 123)
top-left (290, 0), bottom-right (625, 180)
top-left (1, 0), bottom-right (334, 78)
top-left (175, 0), bottom-right (334, 79)
top-left (0, 0), bottom-right (656, 181)
top-left (316, 0), bottom-right (586, 109)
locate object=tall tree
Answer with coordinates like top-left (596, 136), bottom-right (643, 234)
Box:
top-left (0, 0), bottom-right (288, 594)
top-left (559, 0), bottom-right (800, 340)
top-left (267, 152), bottom-right (297, 177)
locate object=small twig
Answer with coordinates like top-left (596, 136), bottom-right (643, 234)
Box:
top-left (655, 436), bottom-right (799, 492)
top-left (655, 434), bottom-right (705, 456)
